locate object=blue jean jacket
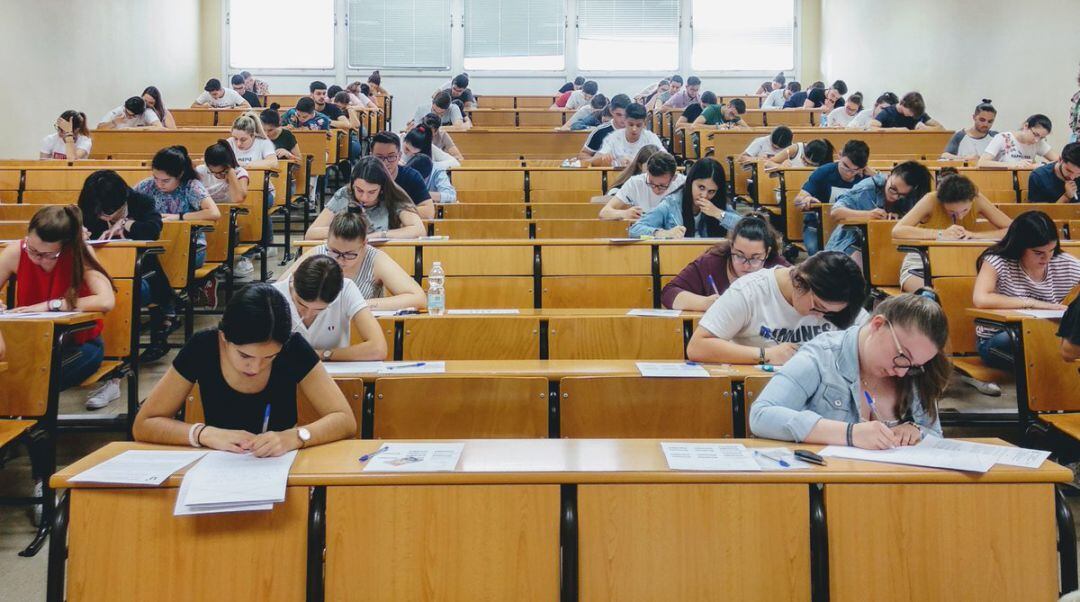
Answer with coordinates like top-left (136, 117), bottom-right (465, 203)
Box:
top-left (823, 174), bottom-right (886, 254)
top-left (749, 324), bottom-right (942, 442)
top-left (629, 193), bottom-right (740, 238)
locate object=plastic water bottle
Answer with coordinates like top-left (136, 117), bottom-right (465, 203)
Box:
top-left (428, 261), bottom-right (446, 316)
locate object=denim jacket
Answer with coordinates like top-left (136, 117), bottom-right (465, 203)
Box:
top-left (628, 193), bottom-right (741, 238)
top-left (748, 323), bottom-right (942, 442)
top-left (823, 174), bottom-right (886, 254)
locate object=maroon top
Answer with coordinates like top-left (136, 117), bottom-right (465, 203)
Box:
top-left (661, 247), bottom-right (789, 309)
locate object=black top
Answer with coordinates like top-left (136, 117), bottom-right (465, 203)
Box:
top-left (80, 190), bottom-right (163, 241)
top-left (320, 103), bottom-right (345, 121)
top-left (271, 128), bottom-right (298, 152)
top-left (585, 123), bottom-right (616, 152)
top-left (241, 91), bottom-right (261, 108)
top-left (682, 103), bottom-right (705, 123)
top-left (1059, 297), bottom-right (1080, 345)
top-left (875, 105), bottom-right (930, 130)
top-left (173, 329), bottom-right (319, 432)
top-left (396, 164), bottom-right (432, 204)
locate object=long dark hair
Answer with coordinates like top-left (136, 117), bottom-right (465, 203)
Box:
top-left (151, 146), bottom-right (199, 184)
top-left (404, 125), bottom-right (433, 158)
top-left (347, 157), bottom-right (417, 229)
top-left (292, 255), bottom-right (344, 304)
top-left (977, 210), bottom-right (1060, 271)
top-left (142, 86), bottom-right (167, 124)
top-left (28, 205), bottom-right (115, 307)
top-left (204, 139), bottom-right (240, 169)
top-left (77, 170), bottom-right (133, 217)
top-left (873, 293), bottom-right (949, 422)
top-left (219, 283), bottom-right (292, 345)
top-left (790, 251), bottom-right (866, 329)
top-left (676, 158), bottom-right (726, 237)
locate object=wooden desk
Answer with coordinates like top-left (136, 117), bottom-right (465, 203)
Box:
top-left (895, 239), bottom-right (1080, 281)
top-left (50, 439), bottom-right (1074, 602)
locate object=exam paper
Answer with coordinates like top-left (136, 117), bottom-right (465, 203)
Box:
top-left (69, 450), bottom-right (206, 486)
top-left (173, 474), bottom-right (273, 516)
top-left (1016, 309), bottom-right (1065, 319)
top-left (661, 442), bottom-right (762, 472)
top-left (322, 361), bottom-right (386, 375)
top-left (627, 309), bottom-right (681, 317)
top-left (363, 443), bottom-right (465, 472)
top-left (446, 309), bottom-right (521, 315)
top-left (377, 361), bottom-right (446, 374)
top-left (636, 362), bottom-right (709, 378)
top-left (179, 450), bottom-right (297, 507)
top-left (818, 445), bottom-right (995, 473)
top-left (0, 311), bottom-right (81, 319)
top-left (917, 437), bottom-right (1051, 469)
top-left (752, 448), bottom-right (813, 471)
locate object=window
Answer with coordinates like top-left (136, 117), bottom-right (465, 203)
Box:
top-left (228, 0), bottom-right (334, 69)
top-left (577, 0), bottom-right (679, 71)
top-left (691, 0), bottom-right (794, 71)
top-left (348, 0), bottom-right (451, 70)
top-left (464, 0), bottom-right (565, 71)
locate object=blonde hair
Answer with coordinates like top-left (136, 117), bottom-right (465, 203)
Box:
top-left (230, 111), bottom-right (267, 139)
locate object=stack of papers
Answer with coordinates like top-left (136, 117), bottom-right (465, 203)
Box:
top-left (636, 362), bottom-right (709, 378)
top-left (174, 451), bottom-right (297, 516)
top-left (69, 450), bottom-right (206, 485)
top-left (0, 311), bottom-right (81, 319)
top-left (1016, 309), bottom-right (1065, 319)
top-left (322, 361), bottom-right (387, 375)
top-left (661, 442), bottom-right (761, 471)
top-left (362, 443), bottom-right (464, 472)
top-left (446, 309), bottom-right (521, 315)
top-left (819, 436), bottom-right (1051, 473)
top-left (370, 308), bottom-right (417, 317)
top-left (627, 309), bottom-right (681, 317)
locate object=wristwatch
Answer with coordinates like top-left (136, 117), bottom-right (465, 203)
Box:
top-left (322, 349), bottom-right (333, 361)
top-left (49, 299), bottom-right (63, 312)
top-left (296, 427), bottom-right (311, 449)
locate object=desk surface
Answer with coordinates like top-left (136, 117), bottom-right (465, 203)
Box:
top-left (965, 308), bottom-right (1051, 324)
top-left (52, 438), bottom-right (1071, 489)
top-left (0, 361), bottom-right (7, 373)
top-left (323, 359), bottom-right (752, 379)
top-left (296, 237), bottom-right (722, 248)
top-left (389, 308), bottom-right (704, 319)
top-left (0, 311), bottom-right (103, 326)
top-left (896, 238), bottom-right (1080, 248)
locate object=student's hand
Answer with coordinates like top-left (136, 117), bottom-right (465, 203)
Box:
top-left (56, 116), bottom-right (73, 134)
top-left (763, 342), bottom-right (800, 365)
top-left (622, 206), bottom-right (644, 220)
top-left (275, 148), bottom-right (292, 159)
top-left (1064, 179), bottom-right (1078, 200)
top-left (1017, 159), bottom-right (1035, 168)
top-left (890, 423), bottom-right (922, 446)
top-left (1032, 300), bottom-right (1068, 311)
top-left (246, 430), bottom-right (301, 458)
top-left (867, 208), bottom-right (889, 220)
top-left (794, 196), bottom-right (819, 210)
top-left (199, 426), bottom-right (256, 453)
top-left (852, 421), bottom-right (900, 449)
top-left (12, 302), bottom-right (49, 313)
top-left (657, 226), bottom-right (687, 239)
top-left (940, 225), bottom-right (968, 240)
top-left (695, 199), bottom-right (725, 219)
top-left (161, 213), bottom-right (180, 221)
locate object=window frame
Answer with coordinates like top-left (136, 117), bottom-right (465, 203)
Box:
top-left (462, 0), bottom-right (568, 73)
top-left (345, 0), bottom-right (454, 72)
top-left (224, 0), bottom-right (339, 76)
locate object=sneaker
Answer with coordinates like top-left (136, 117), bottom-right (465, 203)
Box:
top-left (140, 341), bottom-right (171, 364)
top-left (234, 257), bottom-right (255, 278)
top-left (267, 246), bottom-right (278, 258)
top-left (195, 278), bottom-right (218, 309)
top-left (85, 378), bottom-right (121, 410)
top-left (30, 479), bottom-right (43, 527)
top-left (960, 374), bottom-right (1002, 397)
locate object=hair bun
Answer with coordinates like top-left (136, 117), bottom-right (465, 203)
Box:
top-left (981, 98), bottom-right (992, 104)
top-left (269, 103), bottom-right (281, 111)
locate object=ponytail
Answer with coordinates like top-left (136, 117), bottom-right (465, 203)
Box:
top-left (231, 111), bottom-right (267, 139)
top-left (151, 145), bottom-right (199, 184)
top-left (28, 205), bottom-right (114, 307)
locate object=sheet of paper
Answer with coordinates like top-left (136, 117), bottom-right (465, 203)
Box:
top-left (377, 361), bottom-right (446, 375)
top-left (362, 443), bottom-right (465, 472)
top-left (636, 362), bottom-right (709, 378)
top-left (1016, 309), bottom-right (1065, 319)
top-left (322, 361), bottom-right (386, 375)
top-left (69, 450), bottom-right (206, 486)
top-left (173, 474), bottom-right (273, 516)
top-left (627, 309), bottom-right (681, 317)
top-left (917, 436), bottom-right (1051, 469)
top-left (609, 238), bottom-right (647, 244)
top-left (661, 442), bottom-right (762, 472)
top-left (752, 448), bottom-right (813, 471)
top-left (818, 445), bottom-right (995, 473)
top-left (446, 309), bottom-right (521, 315)
top-left (86, 239), bottom-right (131, 245)
top-left (179, 450), bottom-right (297, 507)
top-left (0, 311), bottom-right (81, 319)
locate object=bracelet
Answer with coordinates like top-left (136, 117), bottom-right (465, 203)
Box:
top-left (188, 422), bottom-right (205, 447)
top-left (758, 346), bottom-right (767, 365)
top-left (845, 422), bottom-right (854, 447)
top-left (195, 424), bottom-right (207, 446)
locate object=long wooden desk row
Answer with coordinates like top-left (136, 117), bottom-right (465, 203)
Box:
top-left (171, 106), bottom-right (386, 135)
top-left (427, 218), bottom-right (629, 239)
top-left (475, 93), bottom-right (765, 110)
top-left (260, 93), bottom-right (393, 127)
top-left (48, 439), bottom-right (1076, 602)
top-left (444, 164), bottom-right (620, 202)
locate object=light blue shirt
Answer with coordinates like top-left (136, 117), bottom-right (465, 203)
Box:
top-left (428, 167), bottom-right (456, 204)
top-left (823, 174), bottom-right (886, 255)
top-left (748, 324), bottom-right (942, 442)
top-left (628, 192), bottom-right (741, 238)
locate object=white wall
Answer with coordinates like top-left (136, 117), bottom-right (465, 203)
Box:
top-left (820, 0), bottom-right (1080, 150)
top-left (0, 0), bottom-right (203, 158)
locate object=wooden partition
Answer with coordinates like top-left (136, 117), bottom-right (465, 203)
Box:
top-left (449, 129), bottom-right (589, 159)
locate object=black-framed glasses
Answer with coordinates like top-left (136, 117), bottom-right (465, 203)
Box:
top-left (886, 320), bottom-right (925, 376)
top-left (326, 246), bottom-right (359, 261)
top-left (731, 252), bottom-right (765, 267)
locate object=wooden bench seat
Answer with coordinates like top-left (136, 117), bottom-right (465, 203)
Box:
top-left (79, 360), bottom-right (123, 388)
top-left (0, 420), bottom-right (36, 450)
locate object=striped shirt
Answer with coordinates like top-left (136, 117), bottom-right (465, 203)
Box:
top-left (313, 243), bottom-right (385, 301)
top-left (976, 252), bottom-right (1080, 339)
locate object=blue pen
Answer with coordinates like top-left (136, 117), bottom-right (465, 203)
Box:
top-left (755, 450), bottom-right (790, 468)
top-left (261, 403), bottom-right (271, 434)
top-left (359, 446), bottom-right (389, 462)
top-left (863, 390), bottom-right (882, 422)
top-left (384, 362), bottom-right (427, 371)
top-left (707, 274), bottom-right (721, 296)
top-left (757, 364), bottom-right (775, 372)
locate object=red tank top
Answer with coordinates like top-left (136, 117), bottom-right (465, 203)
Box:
top-left (16, 240), bottom-right (104, 344)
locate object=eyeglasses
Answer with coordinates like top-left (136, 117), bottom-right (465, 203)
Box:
top-left (645, 176), bottom-right (669, 193)
top-left (836, 160), bottom-right (862, 175)
top-left (23, 238), bottom-right (63, 261)
top-left (326, 246), bottom-right (359, 261)
top-left (731, 252), bottom-right (765, 267)
top-left (372, 153), bottom-right (399, 165)
top-left (885, 320), bottom-right (925, 376)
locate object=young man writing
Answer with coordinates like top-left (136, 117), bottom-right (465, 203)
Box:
top-left (591, 102), bottom-right (664, 167)
top-left (192, 78), bottom-right (250, 109)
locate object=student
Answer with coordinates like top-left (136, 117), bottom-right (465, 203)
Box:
top-left (133, 283), bottom-right (356, 456)
top-left (783, 81), bottom-right (823, 109)
top-left (661, 215), bottom-right (788, 311)
top-left (794, 140), bottom-right (873, 255)
top-left (307, 81), bottom-right (349, 131)
top-left (410, 91), bottom-right (467, 130)
top-left (241, 70), bottom-right (270, 97)
top-left (435, 73), bottom-right (476, 111)
top-left (686, 251), bottom-right (867, 366)
top-left (274, 255), bottom-right (386, 361)
top-left (578, 94), bottom-right (631, 162)
top-left (307, 156), bottom-right (424, 240)
top-left (764, 138), bottom-right (835, 170)
top-left (196, 140), bottom-right (249, 204)
top-left (1027, 142), bottom-right (1080, 203)
top-left (694, 99), bottom-right (748, 129)
top-left (848, 92), bottom-right (898, 129)
top-left (260, 107), bottom-right (301, 160)
top-left (306, 212), bottom-right (426, 310)
top-left (600, 151), bottom-right (684, 219)
top-left (753, 81), bottom-right (773, 96)
top-left (978, 114), bottom-right (1059, 168)
top-left (0, 206), bottom-right (116, 408)
top-left (662, 76), bottom-right (702, 110)
top-left (368, 131), bottom-right (434, 217)
top-left (345, 81), bottom-right (380, 110)
top-left (738, 126), bottom-right (793, 164)
top-left (870, 92), bottom-right (943, 130)
top-left (629, 158), bottom-right (738, 238)
top-left (1058, 296), bottom-right (1080, 361)
top-left (422, 113), bottom-right (465, 163)
top-left (826, 161), bottom-right (932, 262)
top-left (823, 92), bottom-right (862, 128)
top-left (230, 74), bottom-right (261, 108)
top-left (763, 81), bottom-right (800, 109)
top-left (562, 94), bottom-right (607, 131)
top-left (749, 293), bottom-right (947, 446)
top-left (971, 211), bottom-right (1080, 371)
top-left (192, 78), bottom-right (250, 109)
top-left (634, 78), bottom-right (669, 106)
top-left (41, 110), bottom-right (91, 160)
top-left (402, 123), bottom-right (459, 171)
top-left (790, 80), bottom-right (847, 110)
top-left (553, 78), bottom-right (583, 108)
top-left (135, 146), bottom-right (222, 360)
top-left (78, 169), bottom-right (163, 242)
top-left (892, 174), bottom-right (1012, 292)
top-left (650, 75), bottom-right (683, 110)
top-left (592, 102), bottom-right (664, 167)
top-left (676, 91), bottom-right (716, 130)
top-left (404, 144), bottom-right (457, 204)
top-left (141, 86), bottom-right (177, 129)
top-left (281, 97), bottom-right (331, 131)
top-left (227, 112), bottom-right (278, 169)
top-left (367, 70), bottom-right (389, 96)
top-left (564, 80), bottom-right (599, 111)
top-left (601, 144), bottom-right (661, 200)
top-left (97, 96), bottom-right (161, 129)
top-left (941, 100), bottom-right (998, 160)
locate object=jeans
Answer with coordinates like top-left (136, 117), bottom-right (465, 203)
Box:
top-left (141, 246), bottom-right (206, 314)
top-left (976, 330), bottom-right (1014, 371)
top-left (60, 336), bottom-right (104, 391)
top-left (802, 211), bottom-right (821, 255)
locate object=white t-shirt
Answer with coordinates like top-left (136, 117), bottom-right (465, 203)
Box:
top-left (100, 105), bottom-right (160, 128)
top-left (825, 107), bottom-right (857, 128)
top-left (565, 90), bottom-right (590, 111)
top-left (788, 143), bottom-right (807, 167)
top-left (40, 133), bottom-right (92, 159)
top-left (597, 129), bottom-right (665, 168)
top-left (847, 107), bottom-right (875, 129)
top-left (699, 268), bottom-right (845, 347)
top-left (743, 135), bottom-right (781, 158)
top-left (194, 88), bottom-right (248, 108)
top-left (982, 131), bottom-right (1052, 164)
top-left (273, 277), bottom-right (369, 351)
top-left (956, 132), bottom-right (995, 158)
top-left (615, 172), bottom-right (687, 212)
top-left (761, 89), bottom-right (786, 109)
top-left (228, 137), bottom-right (277, 165)
top-left (195, 164), bottom-right (249, 203)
